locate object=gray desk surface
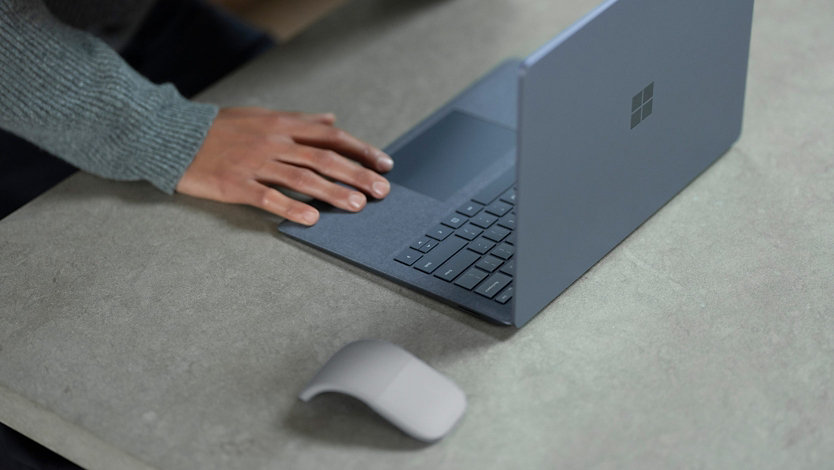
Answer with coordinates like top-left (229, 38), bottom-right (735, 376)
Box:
top-left (1, 0), bottom-right (832, 469)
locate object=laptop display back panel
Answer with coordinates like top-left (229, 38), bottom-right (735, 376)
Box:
top-left (513, 0), bottom-right (755, 326)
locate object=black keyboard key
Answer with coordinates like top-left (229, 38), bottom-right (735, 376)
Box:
top-left (495, 286), bottom-right (514, 304)
top-left (441, 214), bottom-right (467, 229)
top-left (483, 226), bottom-right (510, 242)
top-left (499, 259), bottom-right (515, 275)
top-left (394, 248), bottom-right (422, 266)
top-left (472, 171), bottom-right (514, 205)
top-left (491, 243), bottom-right (515, 260)
top-left (475, 272), bottom-right (512, 299)
top-left (454, 267), bottom-right (489, 290)
top-left (476, 255), bottom-right (503, 273)
top-left (467, 236), bottom-right (495, 255)
top-left (427, 224), bottom-right (453, 241)
top-left (419, 238), bottom-right (439, 253)
top-left (455, 223), bottom-right (483, 241)
top-left (410, 236), bottom-right (431, 251)
top-left (456, 202), bottom-right (483, 217)
top-left (504, 232), bottom-right (517, 245)
top-left (498, 213), bottom-right (516, 230)
top-left (499, 188), bottom-right (517, 205)
top-left (470, 212), bottom-right (498, 229)
top-left (414, 236), bottom-right (467, 274)
top-left (434, 249), bottom-right (479, 282)
top-left (485, 201), bottom-right (513, 217)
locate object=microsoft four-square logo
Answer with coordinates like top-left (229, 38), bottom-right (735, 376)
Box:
top-left (631, 82), bottom-right (654, 129)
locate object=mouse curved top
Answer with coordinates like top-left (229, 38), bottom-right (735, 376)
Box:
top-left (299, 339), bottom-right (466, 442)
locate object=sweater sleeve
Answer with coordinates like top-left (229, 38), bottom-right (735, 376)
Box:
top-left (0, 0), bottom-right (219, 194)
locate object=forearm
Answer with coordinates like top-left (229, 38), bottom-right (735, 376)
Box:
top-left (0, 0), bottom-right (218, 193)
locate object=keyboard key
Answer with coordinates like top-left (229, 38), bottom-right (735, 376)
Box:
top-left (472, 171), bottom-right (514, 205)
top-left (498, 213), bottom-right (516, 230)
top-left (427, 224), bottom-right (453, 241)
top-left (475, 255), bottom-right (503, 273)
top-left (434, 249), bottom-right (479, 282)
top-left (504, 232), bottom-right (517, 245)
top-left (470, 212), bottom-right (498, 229)
top-left (491, 243), bottom-right (515, 260)
top-left (475, 272), bottom-right (512, 299)
top-left (410, 236), bottom-right (431, 251)
top-left (454, 267), bottom-right (489, 290)
top-left (483, 226), bottom-right (510, 242)
top-left (456, 202), bottom-right (483, 217)
top-left (485, 201), bottom-right (513, 217)
top-left (441, 214), bottom-right (467, 229)
top-left (499, 259), bottom-right (515, 275)
top-left (455, 223), bottom-right (483, 241)
top-left (467, 236), bottom-right (495, 255)
top-left (495, 286), bottom-right (514, 304)
top-left (419, 238), bottom-right (439, 253)
top-left (414, 236), bottom-right (467, 274)
top-left (394, 249), bottom-right (422, 266)
top-left (499, 188), bottom-right (517, 205)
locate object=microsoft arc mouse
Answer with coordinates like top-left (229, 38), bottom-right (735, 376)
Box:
top-left (299, 339), bottom-right (467, 442)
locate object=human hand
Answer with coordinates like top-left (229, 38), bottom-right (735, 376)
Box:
top-left (176, 107), bottom-right (393, 225)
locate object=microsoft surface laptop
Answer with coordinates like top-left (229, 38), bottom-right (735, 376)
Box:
top-left (279, 0), bottom-right (755, 327)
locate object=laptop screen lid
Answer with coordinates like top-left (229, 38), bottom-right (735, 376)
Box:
top-left (512, 0), bottom-right (754, 326)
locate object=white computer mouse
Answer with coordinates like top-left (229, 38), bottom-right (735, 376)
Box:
top-left (299, 339), bottom-right (467, 442)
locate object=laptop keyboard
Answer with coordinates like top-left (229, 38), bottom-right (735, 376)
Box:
top-left (394, 173), bottom-right (517, 305)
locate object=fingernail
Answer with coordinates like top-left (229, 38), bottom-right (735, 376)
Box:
top-left (372, 180), bottom-right (390, 198)
top-left (348, 193), bottom-right (365, 211)
top-left (301, 210), bottom-right (319, 225)
top-left (376, 152), bottom-right (394, 172)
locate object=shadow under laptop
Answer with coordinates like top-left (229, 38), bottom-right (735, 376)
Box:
top-left (275, 231), bottom-right (519, 342)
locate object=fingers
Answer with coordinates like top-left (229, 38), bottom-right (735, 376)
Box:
top-left (177, 107), bottom-right (393, 226)
top-left (257, 160), bottom-right (370, 214)
top-left (244, 181), bottom-right (320, 226)
top-left (274, 144), bottom-right (390, 199)
top-left (243, 108), bottom-right (391, 172)
top-left (284, 122), bottom-right (394, 173)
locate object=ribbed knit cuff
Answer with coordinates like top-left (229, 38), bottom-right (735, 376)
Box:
top-left (117, 89), bottom-right (218, 194)
top-left (0, 0), bottom-right (219, 195)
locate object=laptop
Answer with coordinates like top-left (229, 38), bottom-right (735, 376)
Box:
top-left (279, 0), bottom-right (755, 327)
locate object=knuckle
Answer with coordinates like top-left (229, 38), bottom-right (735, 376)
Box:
top-left (329, 185), bottom-right (352, 199)
top-left (266, 112), bottom-right (289, 128)
top-left (349, 167), bottom-right (376, 187)
top-left (257, 188), bottom-right (275, 208)
top-left (314, 149), bottom-right (339, 167)
top-left (288, 167), bottom-right (317, 187)
top-left (329, 128), bottom-right (348, 142)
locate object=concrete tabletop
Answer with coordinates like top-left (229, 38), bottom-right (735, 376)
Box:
top-left (1, 0), bottom-right (832, 469)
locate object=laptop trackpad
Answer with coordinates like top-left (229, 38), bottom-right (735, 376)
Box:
top-left (385, 110), bottom-right (516, 201)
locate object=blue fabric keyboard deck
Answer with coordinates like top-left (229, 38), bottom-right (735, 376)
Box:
top-left (394, 173), bottom-right (517, 305)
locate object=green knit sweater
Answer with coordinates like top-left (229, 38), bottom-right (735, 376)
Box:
top-left (0, 0), bottom-right (219, 194)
